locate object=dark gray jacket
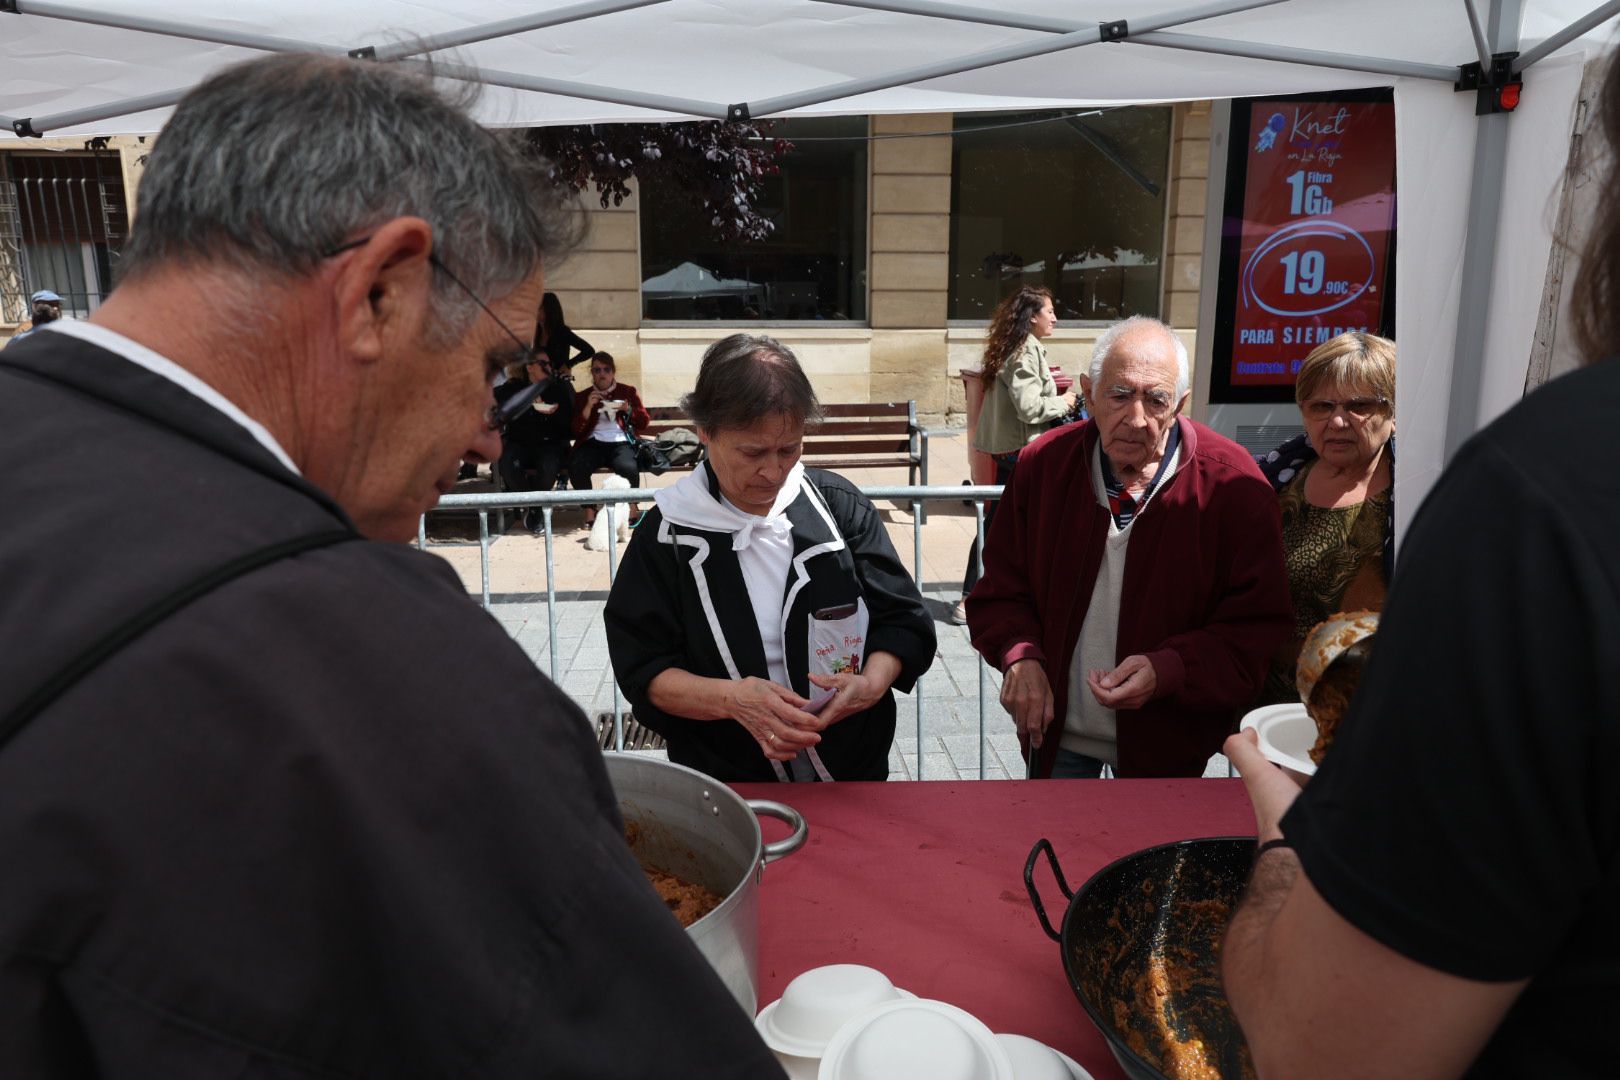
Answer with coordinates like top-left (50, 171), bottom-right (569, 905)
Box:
top-left (0, 331), bottom-right (781, 1079)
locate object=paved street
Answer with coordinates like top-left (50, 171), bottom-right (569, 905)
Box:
top-left (427, 428), bottom-right (1230, 781)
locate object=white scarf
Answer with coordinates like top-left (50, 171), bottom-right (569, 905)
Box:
top-left (654, 462), bottom-right (805, 550)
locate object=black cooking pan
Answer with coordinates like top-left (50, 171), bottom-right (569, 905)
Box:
top-left (1024, 837), bottom-right (1258, 1080)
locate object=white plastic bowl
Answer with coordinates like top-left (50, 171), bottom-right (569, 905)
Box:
top-left (817, 999), bottom-right (1014, 1080)
top-left (771, 1050), bottom-right (819, 1080)
top-left (994, 1033), bottom-right (1094, 1080)
top-left (755, 964), bottom-right (914, 1058)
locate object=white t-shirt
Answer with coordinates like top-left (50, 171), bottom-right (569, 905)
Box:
top-left (588, 390), bottom-right (630, 443)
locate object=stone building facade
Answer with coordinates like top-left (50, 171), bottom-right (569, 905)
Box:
top-left (2, 108), bottom-right (1212, 427)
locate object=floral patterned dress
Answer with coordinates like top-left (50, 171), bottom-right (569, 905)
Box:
top-left (1256, 435), bottom-right (1394, 705)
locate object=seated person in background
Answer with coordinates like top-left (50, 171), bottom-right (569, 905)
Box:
top-left (495, 354), bottom-right (575, 534)
top-left (568, 352), bottom-right (649, 528)
top-left (967, 315), bottom-right (1291, 779)
top-left (1254, 331), bottom-right (1395, 705)
top-left (604, 333), bottom-right (935, 782)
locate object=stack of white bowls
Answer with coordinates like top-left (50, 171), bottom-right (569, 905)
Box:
top-left (754, 964), bottom-right (1090, 1080)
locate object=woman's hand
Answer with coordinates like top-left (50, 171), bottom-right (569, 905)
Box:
top-left (807, 652), bottom-right (901, 727)
top-left (727, 677), bottom-right (823, 761)
top-left (1060, 388), bottom-right (1080, 414)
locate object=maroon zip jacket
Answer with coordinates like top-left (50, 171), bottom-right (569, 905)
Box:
top-left (570, 381), bottom-right (651, 447)
top-left (966, 416), bottom-right (1290, 778)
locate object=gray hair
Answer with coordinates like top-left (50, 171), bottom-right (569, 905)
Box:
top-left (681, 334), bottom-right (824, 432)
top-left (117, 53), bottom-right (578, 341)
top-left (1089, 316), bottom-right (1190, 401)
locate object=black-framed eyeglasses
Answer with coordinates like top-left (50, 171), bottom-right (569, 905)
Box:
top-left (323, 235), bottom-right (542, 431)
top-left (1302, 396), bottom-right (1389, 421)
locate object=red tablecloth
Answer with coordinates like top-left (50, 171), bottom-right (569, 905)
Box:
top-left (731, 779), bottom-right (1256, 1079)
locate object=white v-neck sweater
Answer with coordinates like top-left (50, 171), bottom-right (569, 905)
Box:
top-left (1062, 441), bottom-right (1181, 765)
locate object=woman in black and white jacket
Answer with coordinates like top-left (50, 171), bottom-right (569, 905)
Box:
top-left (605, 334), bottom-right (935, 783)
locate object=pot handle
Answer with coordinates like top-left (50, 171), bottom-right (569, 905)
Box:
top-left (1023, 838), bottom-right (1074, 943)
top-left (748, 799), bottom-right (808, 864)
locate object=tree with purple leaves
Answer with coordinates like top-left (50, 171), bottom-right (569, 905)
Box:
top-left (529, 121), bottom-right (793, 243)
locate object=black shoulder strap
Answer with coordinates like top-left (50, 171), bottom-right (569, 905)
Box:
top-left (1, 528), bottom-right (357, 755)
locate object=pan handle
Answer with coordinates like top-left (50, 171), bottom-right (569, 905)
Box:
top-left (749, 799), bottom-right (808, 864)
top-left (1023, 838), bottom-right (1074, 943)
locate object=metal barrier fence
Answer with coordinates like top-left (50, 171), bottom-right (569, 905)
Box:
top-left (421, 484), bottom-right (1004, 779)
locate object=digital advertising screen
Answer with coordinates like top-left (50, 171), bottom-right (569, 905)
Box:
top-left (1208, 89), bottom-right (1397, 404)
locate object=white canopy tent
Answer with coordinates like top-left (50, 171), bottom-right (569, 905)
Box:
top-left (641, 261), bottom-right (762, 302)
top-left (4, 0), bottom-right (1618, 535)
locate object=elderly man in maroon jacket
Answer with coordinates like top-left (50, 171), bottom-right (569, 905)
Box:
top-left (967, 316), bottom-right (1290, 778)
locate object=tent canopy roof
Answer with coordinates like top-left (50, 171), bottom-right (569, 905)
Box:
top-left (2, 0), bottom-right (1614, 138)
top-left (4, 0), bottom-right (1618, 543)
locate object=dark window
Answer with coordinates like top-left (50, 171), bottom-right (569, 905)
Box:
top-left (0, 151), bottom-right (129, 323)
top-left (640, 116), bottom-right (867, 322)
top-left (949, 108), bottom-right (1170, 322)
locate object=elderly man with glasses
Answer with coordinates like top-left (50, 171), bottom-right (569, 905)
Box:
top-left (967, 315), bottom-right (1291, 779)
top-left (0, 54), bottom-right (781, 1078)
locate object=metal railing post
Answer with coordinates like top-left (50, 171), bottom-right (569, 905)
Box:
top-left (913, 496), bottom-right (925, 779)
top-left (477, 511), bottom-right (491, 610)
top-left (605, 503), bottom-right (624, 751)
top-left (973, 498), bottom-right (987, 780)
top-left (543, 507), bottom-right (560, 680)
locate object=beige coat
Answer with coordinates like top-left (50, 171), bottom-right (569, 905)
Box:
top-left (973, 335), bottom-right (1070, 455)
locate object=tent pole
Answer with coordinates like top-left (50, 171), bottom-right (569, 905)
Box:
top-left (1445, 0), bottom-right (1523, 462)
top-left (1462, 0), bottom-right (1496, 71)
top-left (813, 0), bottom-right (1084, 34)
top-left (1132, 31), bottom-right (1460, 83)
top-left (1515, 0), bottom-right (1620, 72)
top-left (7, 0), bottom-right (346, 56)
top-left (816, 0), bottom-right (1459, 83)
top-left (11, 88), bottom-right (194, 137)
top-left (740, 0), bottom-right (1288, 117)
top-left (6, 0), bottom-right (678, 83)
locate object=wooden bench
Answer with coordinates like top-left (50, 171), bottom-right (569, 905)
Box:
top-left (642, 401), bottom-right (929, 488)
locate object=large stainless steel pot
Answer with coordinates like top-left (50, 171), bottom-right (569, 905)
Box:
top-left (604, 754), bottom-right (807, 1015)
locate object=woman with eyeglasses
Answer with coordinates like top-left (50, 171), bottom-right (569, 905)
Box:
top-left (952, 285), bottom-right (1079, 625)
top-left (1255, 331), bottom-right (1396, 705)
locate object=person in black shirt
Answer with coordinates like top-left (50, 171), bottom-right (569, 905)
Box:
top-left (534, 290), bottom-right (595, 376)
top-left (1221, 52), bottom-right (1620, 1080)
top-left (495, 354), bottom-right (575, 533)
